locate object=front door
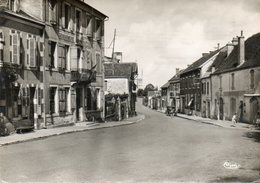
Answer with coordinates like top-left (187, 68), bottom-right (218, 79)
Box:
top-left (219, 98), bottom-right (224, 120)
top-left (76, 88), bottom-right (81, 120)
top-left (207, 102), bottom-right (210, 118)
top-left (29, 87), bottom-right (36, 124)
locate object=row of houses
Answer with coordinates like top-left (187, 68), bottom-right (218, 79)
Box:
top-left (153, 31), bottom-right (260, 124)
top-left (0, 0), bottom-right (138, 131)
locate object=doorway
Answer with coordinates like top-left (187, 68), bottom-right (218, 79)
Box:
top-left (76, 88), bottom-right (82, 120)
top-left (219, 97), bottom-right (224, 120)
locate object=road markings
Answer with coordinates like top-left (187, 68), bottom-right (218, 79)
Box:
top-left (223, 161), bottom-right (241, 170)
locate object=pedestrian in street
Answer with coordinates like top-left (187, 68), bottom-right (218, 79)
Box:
top-left (232, 113), bottom-right (237, 127)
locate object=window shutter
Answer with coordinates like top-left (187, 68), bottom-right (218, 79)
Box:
top-left (45, 87), bottom-right (50, 114)
top-left (46, 41), bottom-right (51, 67)
top-left (12, 33), bottom-right (20, 64)
top-left (29, 38), bottom-right (36, 67)
top-left (70, 46), bottom-right (78, 71)
top-left (70, 7), bottom-right (75, 32)
top-left (71, 88), bottom-right (76, 109)
top-left (58, 45), bottom-right (62, 68)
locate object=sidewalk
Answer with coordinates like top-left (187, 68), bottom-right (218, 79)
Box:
top-left (176, 113), bottom-right (257, 130)
top-left (0, 114), bottom-right (145, 147)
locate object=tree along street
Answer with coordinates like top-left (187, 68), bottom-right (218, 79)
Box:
top-left (0, 100), bottom-right (260, 182)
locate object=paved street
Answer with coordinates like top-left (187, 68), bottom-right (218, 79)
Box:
top-left (0, 101), bottom-right (260, 182)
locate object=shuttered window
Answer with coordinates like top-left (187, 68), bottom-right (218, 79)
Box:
top-left (96, 53), bottom-right (101, 73)
top-left (58, 45), bottom-right (69, 70)
top-left (58, 45), bottom-right (66, 69)
top-left (86, 14), bottom-right (93, 36)
top-left (59, 88), bottom-right (67, 115)
top-left (95, 19), bottom-right (101, 40)
top-left (9, 30), bottom-right (20, 64)
top-left (29, 38), bottom-right (36, 67)
top-left (48, 41), bottom-right (56, 68)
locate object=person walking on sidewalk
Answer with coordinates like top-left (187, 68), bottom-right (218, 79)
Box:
top-left (232, 113), bottom-right (237, 127)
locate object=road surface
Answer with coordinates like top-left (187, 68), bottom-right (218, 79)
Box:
top-left (0, 100), bottom-right (260, 182)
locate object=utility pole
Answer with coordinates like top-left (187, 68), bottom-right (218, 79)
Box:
top-left (111, 29), bottom-right (116, 61)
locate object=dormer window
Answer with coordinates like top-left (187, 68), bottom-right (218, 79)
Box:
top-left (9, 0), bottom-right (19, 12)
top-left (9, 0), bottom-right (15, 11)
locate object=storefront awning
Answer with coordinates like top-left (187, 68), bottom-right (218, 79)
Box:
top-left (244, 94), bottom-right (260, 97)
top-left (45, 26), bottom-right (59, 42)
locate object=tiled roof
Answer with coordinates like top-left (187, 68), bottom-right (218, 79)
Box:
top-left (207, 49), bottom-right (228, 72)
top-left (213, 32), bottom-right (260, 74)
top-left (181, 49), bottom-right (221, 75)
top-left (104, 62), bottom-right (138, 78)
top-left (161, 82), bottom-right (169, 89)
top-left (169, 69), bottom-right (184, 82)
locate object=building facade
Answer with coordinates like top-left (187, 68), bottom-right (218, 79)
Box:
top-left (160, 82), bottom-right (168, 112)
top-left (0, 3), bottom-right (45, 129)
top-left (167, 68), bottom-right (182, 112)
top-left (104, 62), bottom-right (138, 119)
top-left (211, 32), bottom-right (260, 123)
top-left (0, 0), bottom-right (107, 129)
top-left (180, 49), bottom-right (220, 115)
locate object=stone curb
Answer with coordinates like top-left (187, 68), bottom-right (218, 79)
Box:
top-left (0, 115), bottom-right (145, 147)
top-left (175, 115), bottom-right (258, 131)
top-left (175, 115), bottom-right (224, 128)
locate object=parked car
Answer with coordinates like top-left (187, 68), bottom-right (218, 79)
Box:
top-left (12, 119), bottom-right (34, 133)
top-left (0, 113), bottom-right (15, 136)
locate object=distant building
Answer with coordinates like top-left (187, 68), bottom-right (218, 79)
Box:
top-left (104, 62), bottom-right (138, 119)
top-left (180, 48), bottom-right (222, 116)
top-left (0, 3), bottom-right (45, 129)
top-left (168, 68), bottom-right (183, 112)
top-left (160, 82), bottom-right (169, 112)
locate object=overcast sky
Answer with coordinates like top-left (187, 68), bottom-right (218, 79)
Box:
top-left (84, 0), bottom-right (260, 88)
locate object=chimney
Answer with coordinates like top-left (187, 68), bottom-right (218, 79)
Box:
top-left (14, 0), bottom-right (20, 12)
top-left (202, 53), bottom-right (209, 57)
top-left (232, 37), bottom-right (238, 45)
top-left (176, 68), bottom-right (180, 74)
top-left (238, 30), bottom-right (245, 65)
